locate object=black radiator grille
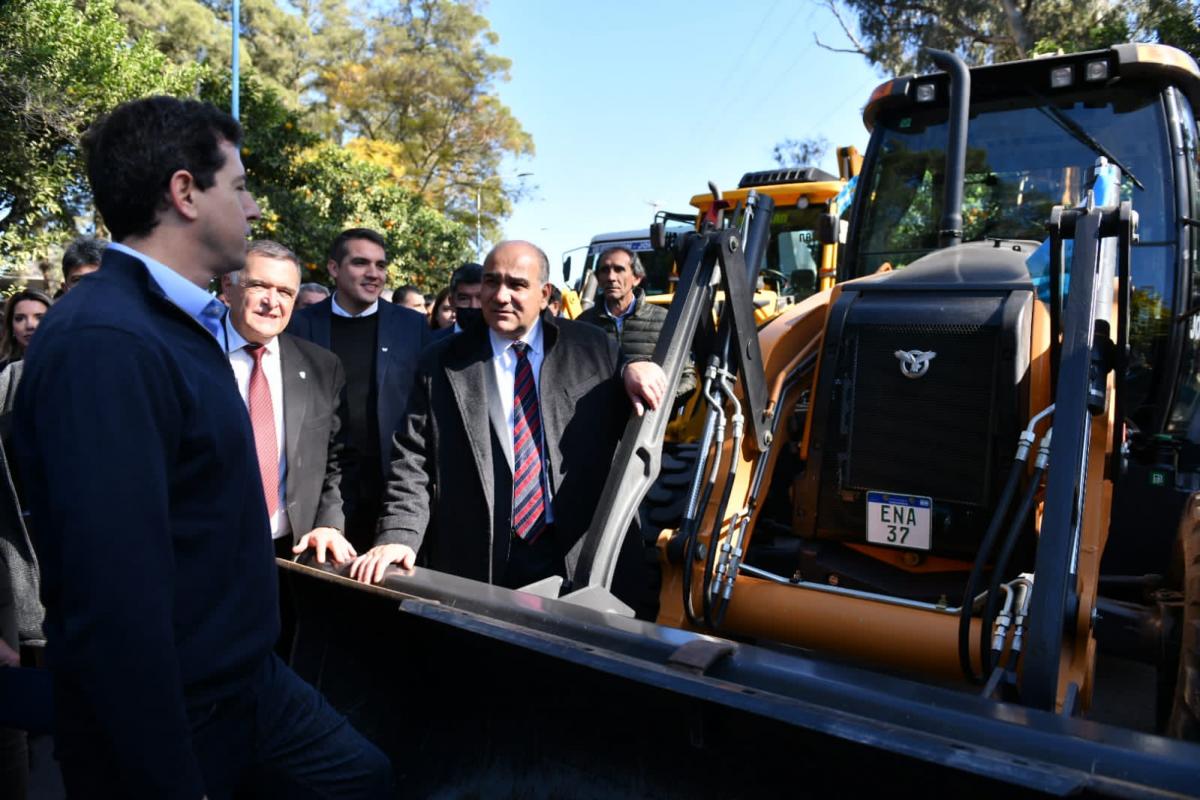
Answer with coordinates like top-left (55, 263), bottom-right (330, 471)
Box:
top-left (844, 323), bottom-right (1000, 506)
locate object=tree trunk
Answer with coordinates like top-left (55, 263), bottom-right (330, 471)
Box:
top-left (1000, 0), bottom-right (1032, 55)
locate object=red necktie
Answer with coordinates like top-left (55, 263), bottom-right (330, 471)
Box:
top-left (246, 344), bottom-right (279, 517)
top-left (511, 342), bottom-right (545, 542)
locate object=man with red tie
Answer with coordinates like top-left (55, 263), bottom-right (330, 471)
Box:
top-left (222, 241), bottom-right (350, 562)
top-left (221, 240), bottom-right (352, 661)
top-left (340, 240), bottom-right (666, 607)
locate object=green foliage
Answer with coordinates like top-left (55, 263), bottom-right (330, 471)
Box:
top-left (199, 71), bottom-right (472, 291)
top-left (831, 0), bottom-right (1200, 75)
top-left (112, 0), bottom-right (533, 246)
top-left (1144, 0), bottom-right (1200, 55)
top-left (262, 142), bottom-right (471, 291)
top-left (313, 0), bottom-right (534, 243)
top-left (0, 0), bottom-right (199, 271)
top-left (0, 0), bottom-right (471, 291)
top-left (115, 0), bottom-right (316, 106)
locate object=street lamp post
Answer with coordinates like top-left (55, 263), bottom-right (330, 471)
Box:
top-left (231, 0), bottom-right (240, 120)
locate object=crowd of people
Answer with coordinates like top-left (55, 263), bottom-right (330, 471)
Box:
top-left (0, 95), bottom-right (676, 799)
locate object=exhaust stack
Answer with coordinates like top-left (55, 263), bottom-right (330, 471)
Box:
top-left (926, 48), bottom-right (970, 248)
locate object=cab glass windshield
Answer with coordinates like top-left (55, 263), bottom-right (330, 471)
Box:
top-left (764, 205), bottom-right (826, 297)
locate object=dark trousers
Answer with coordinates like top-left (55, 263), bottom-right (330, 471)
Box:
top-left (0, 726), bottom-right (27, 799)
top-left (345, 492), bottom-right (382, 554)
top-left (275, 535), bottom-right (298, 660)
top-left (500, 526), bottom-right (563, 590)
top-left (59, 653), bottom-right (393, 799)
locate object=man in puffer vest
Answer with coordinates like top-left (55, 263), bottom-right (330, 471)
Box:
top-left (578, 246), bottom-right (696, 398)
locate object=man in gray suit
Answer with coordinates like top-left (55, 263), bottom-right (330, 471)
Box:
top-left (341, 240), bottom-right (666, 605)
top-left (222, 241), bottom-right (351, 564)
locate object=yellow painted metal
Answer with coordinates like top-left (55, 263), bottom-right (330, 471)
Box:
top-left (688, 181), bottom-right (844, 214)
top-left (560, 288), bottom-right (583, 320)
top-left (654, 270), bottom-right (1105, 706)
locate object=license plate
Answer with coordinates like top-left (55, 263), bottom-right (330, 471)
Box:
top-left (866, 491), bottom-right (932, 551)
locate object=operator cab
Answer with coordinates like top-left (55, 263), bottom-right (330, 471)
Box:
top-left (752, 44), bottom-right (1200, 600)
top-left (846, 44), bottom-right (1200, 444)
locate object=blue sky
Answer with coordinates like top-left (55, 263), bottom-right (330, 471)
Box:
top-left (484, 0), bottom-right (887, 282)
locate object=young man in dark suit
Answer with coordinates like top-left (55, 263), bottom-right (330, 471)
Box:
top-left (286, 229), bottom-right (429, 552)
top-left (13, 96), bottom-right (390, 799)
top-left (337, 241), bottom-right (667, 608)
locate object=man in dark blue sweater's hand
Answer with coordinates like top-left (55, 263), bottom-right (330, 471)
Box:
top-left (12, 96), bottom-right (392, 799)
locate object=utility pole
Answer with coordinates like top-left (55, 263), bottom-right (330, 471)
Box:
top-left (475, 185), bottom-right (482, 258)
top-left (231, 0), bottom-right (241, 120)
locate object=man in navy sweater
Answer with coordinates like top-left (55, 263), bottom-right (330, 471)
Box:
top-left (287, 229), bottom-right (429, 552)
top-left (13, 97), bottom-right (391, 798)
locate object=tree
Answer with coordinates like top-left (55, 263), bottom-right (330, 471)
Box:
top-left (817, 0), bottom-right (1199, 75)
top-left (1143, 0), bottom-right (1200, 55)
top-left (114, 0), bottom-right (320, 107)
top-left (199, 71), bottom-right (472, 290)
top-left (773, 136), bottom-right (831, 169)
top-left (113, 0), bottom-right (533, 245)
top-left (315, 0), bottom-right (534, 242)
top-left (0, 0), bottom-right (199, 272)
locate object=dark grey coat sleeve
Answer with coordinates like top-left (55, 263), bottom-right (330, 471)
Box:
top-left (374, 356), bottom-right (435, 552)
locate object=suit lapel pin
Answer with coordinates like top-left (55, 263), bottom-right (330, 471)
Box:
top-left (381, 346), bottom-right (389, 353)
top-left (299, 371), bottom-right (307, 380)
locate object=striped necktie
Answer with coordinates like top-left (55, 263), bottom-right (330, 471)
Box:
top-left (511, 341), bottom-right (545, 542)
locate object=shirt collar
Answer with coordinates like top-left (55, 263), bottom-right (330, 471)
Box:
top-left (224, 313), bottom-right (276, 355)
top-left (331, 292), bottom-right (379, 318)
top-left (604, 292), bottom-right (638, 321)
top-left (109, 241), bottom-right (219, 323)
top-left (488, 315), bottom-right (544, 360)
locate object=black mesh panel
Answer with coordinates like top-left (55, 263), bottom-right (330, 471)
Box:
top-left (844, 323), bottom-right (1001, 505)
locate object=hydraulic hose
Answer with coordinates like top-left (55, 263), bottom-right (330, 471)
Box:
top-left (682, 187), bottom-right (772, 629)
top-left (980, 433), bottom-right (1050, 676)
top-left (703, 372), bottom-right (743, 627)
top-left (981, 578), bottom-right (1033, 700)
top-left (682, 361), bottom-right (728, 625)
top-left (958, 456), bottom-right (1025, 682)
top-left (680, 401), bottom-right (719, 626)
top-left (713, 362), bottom-right (812, 630)
top-left (957, 405), bottom-right (1054, 683)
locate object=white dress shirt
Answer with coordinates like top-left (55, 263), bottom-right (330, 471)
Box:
top-left (225, 317), bottom-right (290, 540)
top-left (488, 318), bottom-right (554, 523)
top-left (331, 292), bottom-right (379, 318)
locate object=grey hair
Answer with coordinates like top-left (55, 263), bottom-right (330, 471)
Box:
top-left (597, 246), bottom-right (645, 279)
top-left (298, 282), bottom-right (330, 297)
top-left (485, 240), bottom-right (550, 284)
top-left (62, 236), bottom-right (107, 277)
top-left (229, 239), bottom-right (302, 283)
